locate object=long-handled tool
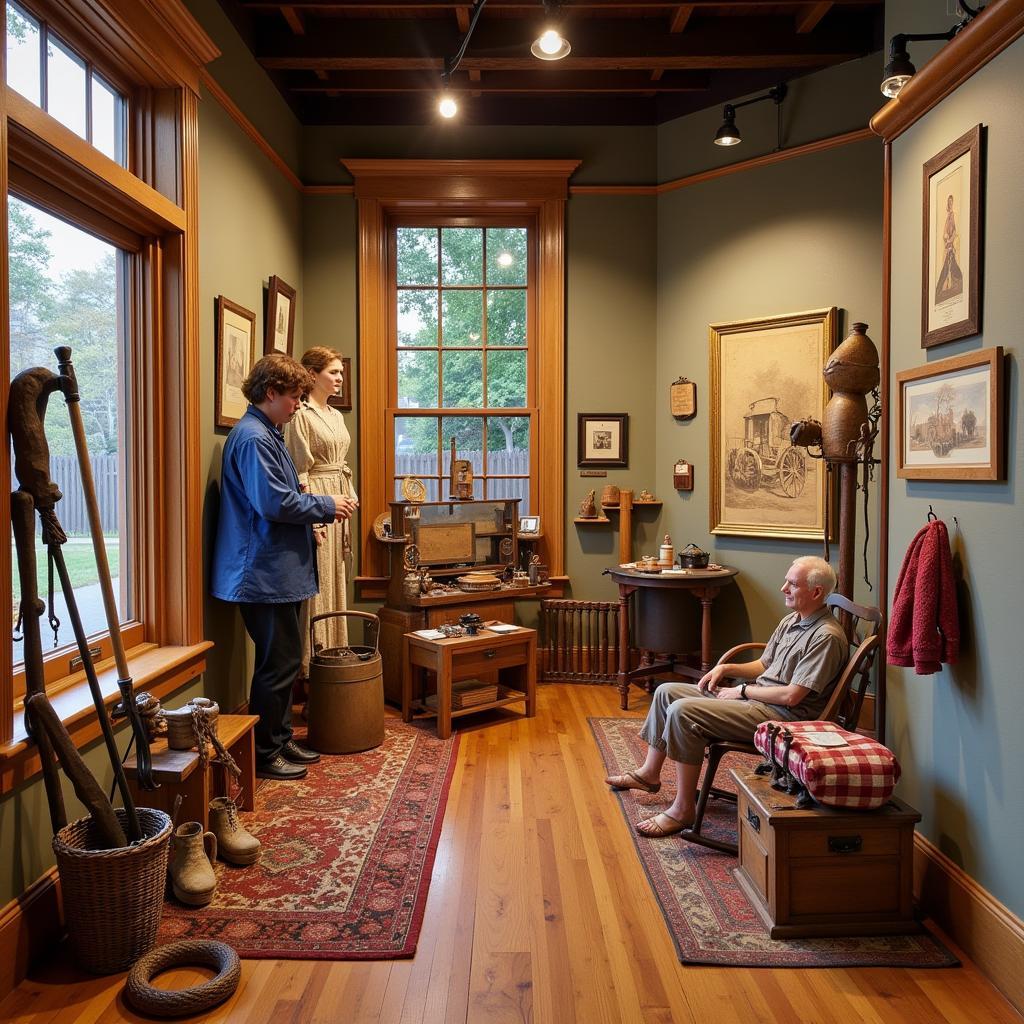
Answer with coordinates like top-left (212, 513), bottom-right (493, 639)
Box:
top-left (9, 362), bottom-right (148, 842)
top-left (54, 346), bottom-right (157, 801)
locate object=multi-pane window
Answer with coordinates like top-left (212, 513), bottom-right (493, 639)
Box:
top-left (8, 197), bottom-right (131, 675)
top-left (393, 225), bottom-right (532, 510)
top-left (5, 2), bottom-right (127, 165)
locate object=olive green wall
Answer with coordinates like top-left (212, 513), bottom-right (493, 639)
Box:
top-left (884, 2), bottom-right (1024, 918)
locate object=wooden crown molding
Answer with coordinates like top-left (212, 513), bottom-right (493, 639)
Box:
top-left (871, 0), bottom-right (1024, 142)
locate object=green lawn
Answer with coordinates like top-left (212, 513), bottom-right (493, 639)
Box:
top-left (11, 539), bottom-right (120, 604)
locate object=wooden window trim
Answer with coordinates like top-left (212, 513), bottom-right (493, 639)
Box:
top-left (0, 1), bottom-right (218, 768)
top-left (345, 159), bottom-right (577, 596)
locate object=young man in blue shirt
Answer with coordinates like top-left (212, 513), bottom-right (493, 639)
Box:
top-left (211, 354), bottom-right (358, 780)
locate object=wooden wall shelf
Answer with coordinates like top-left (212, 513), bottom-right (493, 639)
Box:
top-left (574, 517), bottom-right (611, 524)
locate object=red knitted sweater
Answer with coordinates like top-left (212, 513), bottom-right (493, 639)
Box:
top-left (887, 520), bottom-right (960, 674)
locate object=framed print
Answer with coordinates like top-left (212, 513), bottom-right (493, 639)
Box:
top-left (710, 307), bottom-right (836, 540)
top-left (215, 296), bottom-right (257, 429)
top-left (519, 515), bottom-right (541, 536)
top-left (327, 356), bottom-right (353, 411)
top-left (922, 124), bottom-right (982, 348)
top-left (577, 413), bottom-right (628, 467)
top-left (265, 275), bottom-right (297, 355)
top-left (896, 347), bottom-right (1004, 481)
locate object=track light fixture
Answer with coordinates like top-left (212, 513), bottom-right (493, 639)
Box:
top-left (712, 83), bottom-right (787, 149)
top-left (531, 2), bottom-right (571, 61)
top-left (880, 0), bottom-right (983, 99)
top-left (437, 0), bottom-right (489, 119)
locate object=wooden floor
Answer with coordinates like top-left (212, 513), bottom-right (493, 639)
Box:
top-left (2, 683), bottom-right (1021, 1023)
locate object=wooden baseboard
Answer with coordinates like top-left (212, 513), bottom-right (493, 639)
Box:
top-left (0, 867), bottom-right (61, 1000)
top-left (914, 832), bottom-right (1024, 1014)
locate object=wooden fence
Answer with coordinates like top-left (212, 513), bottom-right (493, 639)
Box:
top-left (395, 449), bottom-right (530, 502)
top-left (11, 454), bottom-right (119, 536)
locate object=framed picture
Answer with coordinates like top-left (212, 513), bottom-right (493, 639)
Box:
top-left (710, 307), bottom-right (836, 540)
top-left (922, 124), bottom-right (982, 348)
top-left (265, 275), bottom-right (297, 355)
top-left (327, 356), bottom-right (353, 411)
top-left (519, 515), bottom-right (541, 536)
top-left (215, 296), bottom-right (257, 429)
top-left (896, 347), bottom-right (1004, 481)
top-left (577, 413), bottom-right (628, 467)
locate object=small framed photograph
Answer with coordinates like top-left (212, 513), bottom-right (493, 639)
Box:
top-left (265, 275), bottom-right (297, 356)
top-left (896, 346), bottom-right (1003, 481)
top-left (577, 413), bottom-right (628, 467)
top-left (922, 124), bottom-right (982, 348)
top-left (215, 296), bottom-right (257, 429)
top-left (519, 515), bottom-right (541, 536)
top-left (327, 356), bottom-right (352, 411)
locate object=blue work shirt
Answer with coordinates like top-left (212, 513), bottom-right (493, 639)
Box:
top-left (210, 406), bottom-right (337, 603)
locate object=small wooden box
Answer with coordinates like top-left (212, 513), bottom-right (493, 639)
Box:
top-left (731, 767), bottom-right (921, 938)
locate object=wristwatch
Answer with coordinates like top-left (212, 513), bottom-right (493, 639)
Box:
top-left (739, 683), bottom-right (748, 700)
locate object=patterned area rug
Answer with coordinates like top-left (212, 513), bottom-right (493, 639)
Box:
top-left (590, 717), bottom-right (958, 968)
top-left (159, 722), bottom-right (459, 959)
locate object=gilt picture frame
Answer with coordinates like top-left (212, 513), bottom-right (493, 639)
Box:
top-left (215, 296), bottom-right (257, 430)
top-left (577, 413), bottom-right (628, 467)
top-left (922, 124), bottom-right (982, 349)
top-left (709, 307), bottom-right (835, 540)
top-left (896, 347), bottom-right (1004, 481)
top-left (265, 275), bottom-right (297, 356)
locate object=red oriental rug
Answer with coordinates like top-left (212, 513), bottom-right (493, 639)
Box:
top-left (158, 722), bottom-right (459, 959)
top-left (590, 717), bottom-right (958, 968)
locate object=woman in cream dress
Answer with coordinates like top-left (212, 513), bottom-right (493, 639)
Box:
top-left (285, 346), bottom-right (358, 670)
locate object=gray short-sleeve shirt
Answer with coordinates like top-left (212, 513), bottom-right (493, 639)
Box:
top-left (750, 607), bottom-right (849, 721)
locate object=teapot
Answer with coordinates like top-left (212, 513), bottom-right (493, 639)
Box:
top-left (677, 542), bottom-right (710, 569)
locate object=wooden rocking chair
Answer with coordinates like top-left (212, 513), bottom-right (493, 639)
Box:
top-left (679, 593), bottom-right (883, 855)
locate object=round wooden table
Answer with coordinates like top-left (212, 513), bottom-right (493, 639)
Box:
top-left (605, 565), bottom-right (739, 709)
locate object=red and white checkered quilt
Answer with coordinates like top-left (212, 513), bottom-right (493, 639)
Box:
top-left (752, 720), bottom-right (901, 810)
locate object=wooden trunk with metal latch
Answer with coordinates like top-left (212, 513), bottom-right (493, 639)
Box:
top-left (730, 767), bottom-right (921, 938)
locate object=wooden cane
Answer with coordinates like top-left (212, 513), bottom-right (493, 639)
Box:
top-left (53, 346), bottom-right (158, 802)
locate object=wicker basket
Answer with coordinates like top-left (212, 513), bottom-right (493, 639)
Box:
top-left (53, 807), bottom-right (172, 974)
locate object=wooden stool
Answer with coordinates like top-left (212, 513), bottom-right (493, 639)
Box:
top-left (124, 714), bottom-right (258, 830)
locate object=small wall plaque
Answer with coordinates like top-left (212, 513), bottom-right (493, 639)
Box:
top-left (579, 469), bottom-right (607, 478)
top-left (674, 459), bottom-right (694, 491)
top-left (670, 376), bottom-right (697, 419)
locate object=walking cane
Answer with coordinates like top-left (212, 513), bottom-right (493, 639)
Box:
top-left (53, 347), bottom-right (158, 802)
top-left (9, 362), bottom-right (148, 842)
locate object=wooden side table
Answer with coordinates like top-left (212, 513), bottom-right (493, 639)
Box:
top-left (124, 714), bottom-right (258, 830)
top-left (402, 627), bottom-right (537, 739)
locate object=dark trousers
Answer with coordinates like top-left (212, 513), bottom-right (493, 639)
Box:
top-left (239, 600), bottom-right (302, 764)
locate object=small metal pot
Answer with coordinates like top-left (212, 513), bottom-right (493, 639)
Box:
top-left (677, 543), bottom-right (710, 569)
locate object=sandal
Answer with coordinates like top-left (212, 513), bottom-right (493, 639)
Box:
top-left (635, 812), bottom-right (692, 839)
top-left (606, 770), bottom-right (661, 794)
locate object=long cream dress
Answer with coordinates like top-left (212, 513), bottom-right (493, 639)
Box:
top-left (284, 401), bottom-right (358, 672)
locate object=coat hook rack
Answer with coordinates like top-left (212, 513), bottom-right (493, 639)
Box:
top-left (927, 504), bottom-right (937, 522)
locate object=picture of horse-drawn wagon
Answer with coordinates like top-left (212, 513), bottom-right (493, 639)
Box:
top-left (726, 397), bottom-right (807, 497)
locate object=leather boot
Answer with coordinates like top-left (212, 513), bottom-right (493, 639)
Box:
top-left (208, 796), bottom-right (261, 866)
top-left (169, 822), bottom-right (218, 905)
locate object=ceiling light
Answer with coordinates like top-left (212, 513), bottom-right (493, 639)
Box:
top-left (712, 83), bottom-right (787, 149)
top-left (438, 92), bottom-right (458, 119)
top-left (531, 2), bottom-right (570, 61)
top-left (880, 2), bottom-right (982, 99)
top-left (497, 252), bottom-right (514, 267)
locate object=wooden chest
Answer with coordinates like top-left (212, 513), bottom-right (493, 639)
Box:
top-left (731, 767), bottom-right (921, 938)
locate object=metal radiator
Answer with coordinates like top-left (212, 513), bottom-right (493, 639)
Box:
top-left (540, 599), bottom-right (619, 683)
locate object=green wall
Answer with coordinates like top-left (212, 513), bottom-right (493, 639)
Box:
top-left (884, 3), bottom-right (1024, 918)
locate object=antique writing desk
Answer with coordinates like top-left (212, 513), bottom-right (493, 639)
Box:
top-left (605, 565), bottom-right (738, 709)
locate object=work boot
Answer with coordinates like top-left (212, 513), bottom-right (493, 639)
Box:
top-left (168, 822), bottom-right (218, 906)
top-left (209, 796), bottom-right (261, 866)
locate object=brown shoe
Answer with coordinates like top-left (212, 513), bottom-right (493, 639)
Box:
top-left (606, 770), bottom-right (661, 794)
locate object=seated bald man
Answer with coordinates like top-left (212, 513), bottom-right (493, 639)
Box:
top-left (606, 555), bottom-right (848, 838)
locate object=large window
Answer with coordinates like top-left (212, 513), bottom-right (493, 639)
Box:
top-left (392, 223), bottom-right (532, 509)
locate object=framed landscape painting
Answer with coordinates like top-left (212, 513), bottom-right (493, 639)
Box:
top-left (709, 308), bottom-right (836, 540)
top-left (922, 124), bottom-right (982, 348)
top-left (896, 347), bottom-right (1003, 481)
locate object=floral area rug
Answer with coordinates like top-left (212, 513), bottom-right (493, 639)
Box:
top-left (159, 722), bottom-right (459, 959)
top-left (590, 716), bottom-right (958, 968)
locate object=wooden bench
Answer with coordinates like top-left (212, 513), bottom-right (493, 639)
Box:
top-left (124, 714), bottom-right (258, 831)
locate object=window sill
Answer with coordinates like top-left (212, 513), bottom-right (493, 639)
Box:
top-left (0, 641), bottom-right (212, 794)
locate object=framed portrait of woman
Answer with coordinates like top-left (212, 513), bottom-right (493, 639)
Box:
top-left (922, 124), bottom-right (982, 348)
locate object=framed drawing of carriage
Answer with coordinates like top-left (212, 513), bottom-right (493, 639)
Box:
top-left (709, 307), bottom-right (836, 540)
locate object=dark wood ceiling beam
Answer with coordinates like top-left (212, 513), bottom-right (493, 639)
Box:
top-left (290, 70), bottom-right (711, 91)
top-left (796, 2), bottom-right (833, 33)
top-left (669, 6), bottom-right (694, 33)
top-left (239, 1), bottom-right (876, 11)
top-left (650, 68), bottom-right (663, 81)
top-left (456, 5), bottom-right (470, 31)
top-left (281, 5), bottom-right (305, 33)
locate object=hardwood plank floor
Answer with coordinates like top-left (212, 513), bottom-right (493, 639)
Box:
top-left (1, 683), bottom-right (1020, 1023)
